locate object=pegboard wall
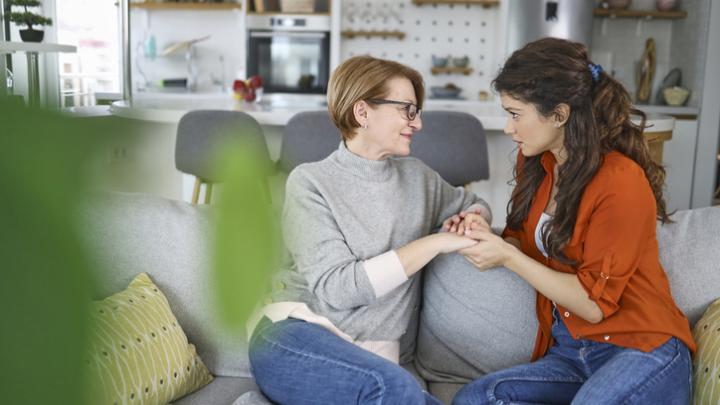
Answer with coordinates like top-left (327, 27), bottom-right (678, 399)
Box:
top-left (340, 0), bottom-right (502, 102)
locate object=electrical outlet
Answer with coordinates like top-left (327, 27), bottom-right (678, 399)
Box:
top-left (107, 146), bottom-right (133, 163)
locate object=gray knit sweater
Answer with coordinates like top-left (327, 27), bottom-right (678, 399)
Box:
top-left (271, 142), bottom-right (490, 342)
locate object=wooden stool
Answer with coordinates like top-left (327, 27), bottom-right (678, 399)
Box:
top-left (644, 130), bottom-right (673, 165)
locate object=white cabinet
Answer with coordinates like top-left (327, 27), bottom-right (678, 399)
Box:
top-left (663, 119), bottom-right (699, 211)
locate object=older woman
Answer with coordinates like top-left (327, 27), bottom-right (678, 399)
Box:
top-left (247, 55), bottom-right (492, 404)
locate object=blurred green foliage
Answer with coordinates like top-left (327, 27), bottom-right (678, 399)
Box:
top-left (0, 100), bottom-right (100, 404)
top-left (0, 99), bottom-right (278, 402)
top-left (212, 133), bottom-right (279, 335)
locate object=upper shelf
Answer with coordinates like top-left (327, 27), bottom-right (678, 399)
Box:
top-left (341, 30), bottom-right (406, 39)
top-left (593, 8), bottom-right (687, 19)
top-left (129, 2), bottom-right (242, 10)
top-left (412, 0), bottom-right (499, 6)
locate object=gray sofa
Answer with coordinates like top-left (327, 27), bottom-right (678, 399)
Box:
top-left (83, 190), bottom-right (720, 404)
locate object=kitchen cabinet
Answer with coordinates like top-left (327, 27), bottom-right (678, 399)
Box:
top-left (663, 119), bottom-right (699, 211)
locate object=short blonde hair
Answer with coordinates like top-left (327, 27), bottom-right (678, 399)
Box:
top-left (327, 56), bottom-right (425, 141)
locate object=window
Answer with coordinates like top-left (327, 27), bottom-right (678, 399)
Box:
top-left (56, 0), bottom-right (121, 106)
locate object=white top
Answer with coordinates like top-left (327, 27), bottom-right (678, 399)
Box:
top-left (535, 212), bottom-right (552, 258)
top-left (0, 42), bottom-right (77, 54)
top-left (110, 94), bottom-right (679, 132)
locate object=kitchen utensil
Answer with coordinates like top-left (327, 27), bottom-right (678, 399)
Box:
top-left (452, 56), bottom-right (469, 68)
top-left (607, 0), bottom-right (631, 9)
top-left (636, 38), bottom-right (656, 103)
top-left (430, 85), bottom-right (462, 98)
top-left (655, 68), bottom-right (682, 104)
top-left (161, 35), bottom-right (211, 57)
top-left (656, 0), bottom-right (677, 11)
top-left (432, 55), bottom-right (449, 68)
top-left (663, 86), bottom-right (690, 106)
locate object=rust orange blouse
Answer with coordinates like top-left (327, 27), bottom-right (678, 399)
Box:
top-left (503, 151), bottom-right (696, 361)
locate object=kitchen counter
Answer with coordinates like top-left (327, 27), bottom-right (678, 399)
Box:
top-left (110, 93), bottom-right (676, 133)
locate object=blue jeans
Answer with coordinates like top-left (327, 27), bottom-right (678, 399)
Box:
top-left (453, 308), bottom-right (692, 405)
top-left (249, 317), bottom-right (442, 405)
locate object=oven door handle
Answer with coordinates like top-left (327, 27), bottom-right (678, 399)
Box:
top-left (249, 31), bottom-right (327, 39)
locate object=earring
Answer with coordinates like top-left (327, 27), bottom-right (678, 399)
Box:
top-left (363, 122), bottom-right (368, 130)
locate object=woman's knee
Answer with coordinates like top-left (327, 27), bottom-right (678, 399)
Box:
top-left (452, 378), bottom-right (495, 405)
top-left (363, 363), bottom-right (425, 404)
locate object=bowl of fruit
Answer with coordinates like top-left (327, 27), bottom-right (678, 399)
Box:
top-left (233, 75), bottom-right (263, 102)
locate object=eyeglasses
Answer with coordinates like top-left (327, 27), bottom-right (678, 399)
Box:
top-left (367, 99), bottom-right (422, 121)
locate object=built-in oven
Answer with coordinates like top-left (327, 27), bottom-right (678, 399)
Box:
top-left (247, 15), bottom-right (331, 94)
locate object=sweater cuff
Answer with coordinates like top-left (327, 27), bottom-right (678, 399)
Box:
top-left (362, 250), bottom-right (408, 298)
top-left (465, 202), bottom-right (492, 225)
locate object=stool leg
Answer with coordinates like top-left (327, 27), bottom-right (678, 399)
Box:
top-left (205, 183), bottom-right (213, 204)
top-left (192, 177), bottom-right (202, 205)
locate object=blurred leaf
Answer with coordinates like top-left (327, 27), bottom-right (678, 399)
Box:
top-left (0, 100), bottom-right (102, 404)
top-left (211, 135), bottom-right (279, 334)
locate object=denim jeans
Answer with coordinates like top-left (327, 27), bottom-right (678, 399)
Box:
top-left (453, 308), bottom-right (692, 405)
top-left (248, 317), bottom-right (443, 405)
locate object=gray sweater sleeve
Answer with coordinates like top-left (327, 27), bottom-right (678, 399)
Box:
top-left (430, 169), bottom-right (492, 230)
top-left (282, 168), bottom-right (376, 310)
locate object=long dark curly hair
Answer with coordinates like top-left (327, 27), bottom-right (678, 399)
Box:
top-left (493, 37), bottom-right (671, 266)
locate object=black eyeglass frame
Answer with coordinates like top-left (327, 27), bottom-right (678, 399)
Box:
top-left (366, 98), bottom-right (422, 121)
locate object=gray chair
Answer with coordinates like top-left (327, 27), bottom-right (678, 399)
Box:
top-left (175, 110), bottom-right (272, 204)
top-left (277, 110), bottom-right (340, 173)
top-left (277, 110), bottom-right (489, 187)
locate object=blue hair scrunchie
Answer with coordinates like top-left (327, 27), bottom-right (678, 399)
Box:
top-left (588, 62), bottom-right (603, 83)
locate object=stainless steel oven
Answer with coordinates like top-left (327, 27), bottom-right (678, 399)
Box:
top-left (247, 15), bottom-right (331, 94)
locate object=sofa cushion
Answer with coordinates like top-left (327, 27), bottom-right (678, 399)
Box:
top-left (428, 382), bottom-right (464, 405)
top-left (172, 376), bottom-right (262, 405)
top-left (417, 206), bottom-right (720, 384)
top-left (87, 272), bottom-right (213, 404)
top-left (81, 191), bottom-right (251, 378)
top-left (692, 298), bottom-right (720, 405)
top-left (656, 206), bottom-right (720, 326)
top-left (415, 253), bottom-right (537, 383)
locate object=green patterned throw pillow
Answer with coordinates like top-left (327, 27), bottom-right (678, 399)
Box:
top-left (693, 298), bottom-right (720, 405)
top-left (85, 273), bottom-right (213, 404)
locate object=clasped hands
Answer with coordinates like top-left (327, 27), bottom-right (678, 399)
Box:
top-left (441, 209), bottom-right (515, 271)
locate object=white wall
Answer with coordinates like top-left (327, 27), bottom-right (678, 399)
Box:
top-left (339, 0), bottom-right (502, 102)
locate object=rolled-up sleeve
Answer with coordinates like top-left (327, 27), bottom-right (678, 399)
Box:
top-left (575, 166), bottom-right (656, 319)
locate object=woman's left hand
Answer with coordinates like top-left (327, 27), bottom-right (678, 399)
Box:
top-left (459, 228), bottom-right (518, 271)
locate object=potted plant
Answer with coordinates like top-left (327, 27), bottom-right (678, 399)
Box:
top-left (5, 0), bottom-right (53, 43)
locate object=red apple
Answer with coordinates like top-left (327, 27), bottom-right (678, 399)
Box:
top-left (243, 88), bottom-right (256, 102)
top-left (248, 75), bottom-right (263, 89)
top-left (233, 79), bottom-right (247, 93)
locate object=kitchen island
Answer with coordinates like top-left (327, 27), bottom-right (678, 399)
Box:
top-left (107, 93), bottom-right (682, 226)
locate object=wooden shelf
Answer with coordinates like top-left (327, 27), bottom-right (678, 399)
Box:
top-left (246, 11), bottom-right (330, 15)
top-left (341, 30), bottom-right (405, 39)
top-left (245, 0), bottom-right (330, 14)
top-left (431, 67), bottom-right (473, 75)
top-left (129, 2), bottom-right (242, 10)
top-left (593, 8), bottom-right (687, 19)
top-left (412, 0), bottom-right (498, 6)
